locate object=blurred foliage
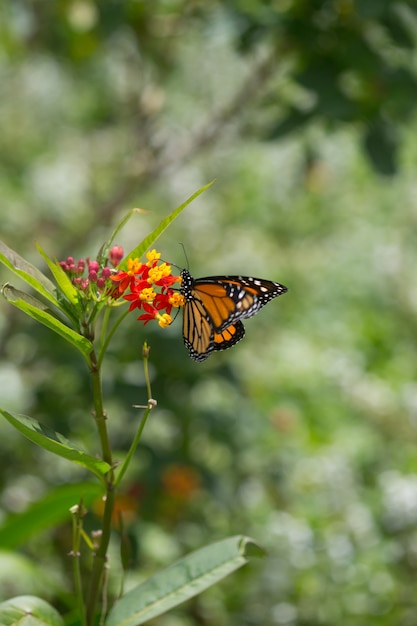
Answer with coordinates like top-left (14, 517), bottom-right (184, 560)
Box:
top-left (1, 1), bottom-right (417, 625)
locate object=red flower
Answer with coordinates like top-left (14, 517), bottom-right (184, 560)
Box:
top-left (111, 249), bottom-right (184, 328)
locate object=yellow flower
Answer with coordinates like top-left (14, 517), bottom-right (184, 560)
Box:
top-left (139, 287), bottom-right (156, 302)
top-left (146, 249), bottom-right (161, 266)
top-left (127, 258), bottom-right (141, 275)
top-left (148, 263), bottom-right (171, 284)
top-left (169, 293), bottom-right (185, 307)
top-left (156, 313), bottom-right (172, 328)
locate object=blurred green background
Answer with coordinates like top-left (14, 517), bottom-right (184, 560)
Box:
top-left (1, 1), bottom-right (417, 624)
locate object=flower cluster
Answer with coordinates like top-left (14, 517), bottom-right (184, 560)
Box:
top-left (59, 245), bottom-right (123, 296)
top-left (111, 249), bottom-right (184, 327)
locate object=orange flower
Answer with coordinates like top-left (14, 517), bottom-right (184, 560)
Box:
top-left (161, 464), bottom-right (201, 501)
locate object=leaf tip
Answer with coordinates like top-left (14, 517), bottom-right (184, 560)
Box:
top-left (239, 536), bottom-right (266, 559)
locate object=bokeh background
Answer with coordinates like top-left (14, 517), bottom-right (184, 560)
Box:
top-left (1, 2), bottom-right (417, 625)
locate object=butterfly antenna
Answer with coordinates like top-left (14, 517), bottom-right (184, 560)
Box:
top-left (178, 242), bottom-right (189, 270)
top-left (158, 255), bottom-right (181, 271)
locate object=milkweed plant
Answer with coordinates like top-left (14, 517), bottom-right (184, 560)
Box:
top-left (0, 184), bottom-right (263, 626)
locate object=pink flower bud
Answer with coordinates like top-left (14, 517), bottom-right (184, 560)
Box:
top-left (110, 245), bottom-right (124, 268)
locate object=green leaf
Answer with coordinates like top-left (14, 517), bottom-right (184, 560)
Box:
top-left (36, 242), bottom-right (80, 306)
top-left (105, 535), bottom-right (264, 626)
top-left (0, 483), bottom-right (102, 549)
top-left (97, 208), bottom-right (142, 266)
top-left (0, 596), bottom-right (64, 626)
top-left (0, 240), bottom-right (58, 306)
top-left (119, 181), bottom-right (214, 269)
top-left (2, 284), bottom-right (93, 359)
top-left (0, 409), bottom-right (111, 479)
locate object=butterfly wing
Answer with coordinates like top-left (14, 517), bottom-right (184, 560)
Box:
top-left (212, 321), bottom-right (245, 352)
top-left (190, 274), bottom-right (287, 331)
top-left (181, 269), bottom-right (287, 361)
top-left (182, 292), bottom-right (213, 361)
top-left (183, 316), bottom-right (245, 362)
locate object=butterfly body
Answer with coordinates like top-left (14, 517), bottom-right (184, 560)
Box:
top-left (180, 269), bottom-right (287, 362)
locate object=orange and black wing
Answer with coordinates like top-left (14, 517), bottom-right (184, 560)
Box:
top-left (183, 304), bottom-right (245, 363)
top-left (180, 269), bottom-right (287, 362)
top-left (211, 321), bottom-right (245, 353)
top-left (188, 274), bottom-right (287, 331)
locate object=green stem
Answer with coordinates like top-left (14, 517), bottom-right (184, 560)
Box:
top-left (86, 480), bottom-right (116, 626)
top-left (90, 353), bottom-right (112, 465)
top-left (115, 343), bottom-right (154, 487)
top-left (71, 503), bottom-right (86, 626)
top-left (86, 349), bottom-right (115, 626)
top-left (115, 406), bottom-right (152, 488)
top-left (143, 343), bottom-right (152, 400)
top-left (98, 308), bottom-right (130, 369)
top-left (99, 305), bottom-right (112, 353)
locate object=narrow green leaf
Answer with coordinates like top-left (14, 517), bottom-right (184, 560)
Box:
top-left (119, 181), bottom-right (214, 269)
top-left (36, 242), bottom-right (80, 306)
top-left (0, 240), bottom-right (58, 306)
top-left (0, 409), bottom-right (111, 479)
top-left (0, 483), bottom-right (102, 549)
top-left (2, 283), bottom-right (56, 314)
top-left (97, 208), bottom-right (143, 266)
top-left (0, 596), bottom-right (64, 626)
top-left (2, 284), bottom-right (92, 358)
top-left (106, 535), bottom-right (264, 626)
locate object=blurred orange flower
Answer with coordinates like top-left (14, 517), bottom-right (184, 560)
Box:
top-left (161, 464), bottom-right (201, 501)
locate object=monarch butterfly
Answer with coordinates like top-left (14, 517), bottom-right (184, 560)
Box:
top-left (180, 269), bottom-right (287, 362)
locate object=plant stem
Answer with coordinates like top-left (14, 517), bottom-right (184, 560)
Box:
top-left (98, 308), bottom-right (130, 369)
top-left (86, 349), bottom-right (115, 626)
top-left (115, 343), bottom-right (154, 487)
top-left (115, 405), bottom-right (151, 488)
top-left (85, 345), bottom-right (153, 623)
top-left (86, 480), bottom-right (116, 626)
top-left (143, 344), bottom-right (152, 400)
top-left (71, 503), bottom-right (87, 626)
top-left (90, 352), bottom-right (112, 466)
